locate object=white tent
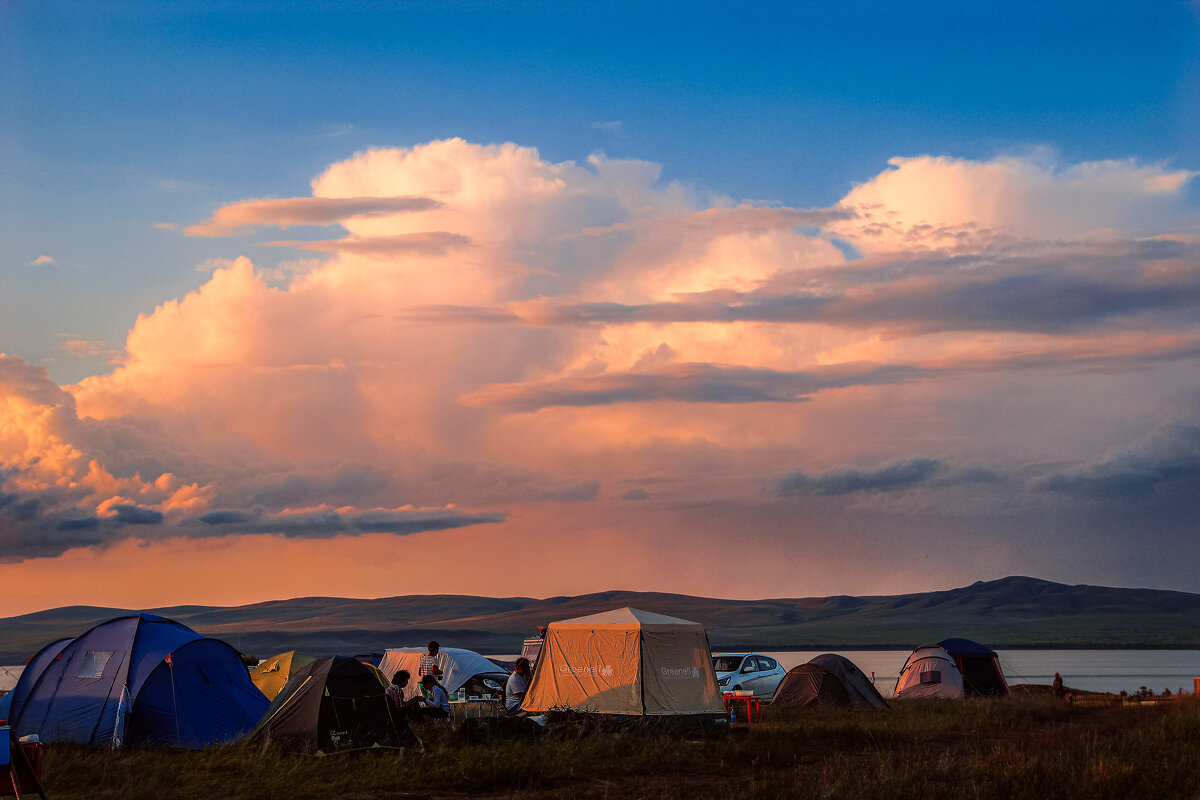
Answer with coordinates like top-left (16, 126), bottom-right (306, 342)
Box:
top-left (377, 647), bottom-right (508, 699)
top-left (894, 645), bottom-right (966, 699)
top-left (520, 607), bottom-right (724, 716)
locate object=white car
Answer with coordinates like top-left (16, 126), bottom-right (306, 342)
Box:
top-left (712, 653), bottom-right (786, 699)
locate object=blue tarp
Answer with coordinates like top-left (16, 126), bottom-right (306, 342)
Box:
top-left (938, 637), bottom-right (998, 658)
top-left (8, 614), bottom-right (268, 748)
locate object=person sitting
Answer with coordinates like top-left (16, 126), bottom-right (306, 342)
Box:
top-left (505, 657), bottom-right (532, 714)
top-left (412, 674), bottom-right (450, 721)
top-left (387, 669), bottom-right (411, 708)
top-left (391, 671), bottom-right (420, 719)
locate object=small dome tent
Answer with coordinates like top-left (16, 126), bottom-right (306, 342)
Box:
top-left (938, 638), bottom-right (1009, 697)
top-left (251, 651), bottom-right (319, 700)
top-left (774, 654), bottom-right (889, 709)
top-left (772, 664), bottom-right (850, 708)
top-left (254, 656), bottom-right (417, 753)
top-left (894, 645), bottom-right (965, 699)
top-left (377, 647), bottom-right (508, 699)
top-left (8, 614), bottom-right (268, 747)
top-left (520, 607), bottom-right (724, 716)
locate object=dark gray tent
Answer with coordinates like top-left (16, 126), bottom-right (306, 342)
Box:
top-left (254, 656), bottom-right (417, 753)
top-left (773, 654), bottom-right (888, 710)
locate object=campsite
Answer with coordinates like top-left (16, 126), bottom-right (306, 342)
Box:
top-left (5, 605), bottom-right (1200, 799)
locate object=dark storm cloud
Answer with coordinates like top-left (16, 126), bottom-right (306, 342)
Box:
top-left (1030, 422), bottom-right (1200, 500)
top-left (350, 509), bottom-right (506, 534)
top-left (56, 515), bottom-right (101, 530)
top-left (110, 505), bottom-right (165, 525)
top-left (774, 458), bottom-right (947, 496)
top-left (185, 507), bottom-right (506, 539)
top-left (0, 491), bottom-right (170, 561)
top-left (461, 362), bottom-right (924, 412)
top-left (198, 510), bottom-right (257, 525)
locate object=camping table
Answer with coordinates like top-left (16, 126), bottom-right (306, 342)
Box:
top-left (723, 693), bottom-right (761, 723)
top-left (450, 698), bottom-right (504, 722)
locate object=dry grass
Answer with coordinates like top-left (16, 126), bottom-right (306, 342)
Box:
top-left (33, 697), bottom-right (1200, 799)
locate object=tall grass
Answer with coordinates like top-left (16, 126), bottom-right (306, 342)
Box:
top-left (35, 697), bottom-right (1200, 799)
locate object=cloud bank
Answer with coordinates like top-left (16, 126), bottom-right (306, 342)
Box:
top-left (3, 140), bottom-right (1199, 603)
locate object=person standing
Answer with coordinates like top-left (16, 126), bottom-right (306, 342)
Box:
top-left (419, 641), bottom-right (444, 679)
top-left (1052, 672), bottom-right (1065, 698)
top-left (505, 657), bottom-right (532, 714)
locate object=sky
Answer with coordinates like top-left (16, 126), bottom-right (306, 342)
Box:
top-left (2, 1), bottom-right (1199, 615)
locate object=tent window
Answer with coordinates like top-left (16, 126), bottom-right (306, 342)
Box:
top-left (919, 670), bottom-right (941, 685)
top-left (77, 650), bottom-right (115, 678)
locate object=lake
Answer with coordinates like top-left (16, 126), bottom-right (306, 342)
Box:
top-left (755, 650), bottom-right (1200, 697)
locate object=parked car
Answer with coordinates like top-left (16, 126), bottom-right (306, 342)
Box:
top-left (712, 653), bottom-right (787, 699)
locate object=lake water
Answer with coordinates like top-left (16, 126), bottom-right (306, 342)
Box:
top-left (755, 650), bottom-right (1200, 697)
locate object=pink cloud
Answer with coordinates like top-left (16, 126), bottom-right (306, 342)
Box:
top-left (184, 195), bottom-right (441, 236)
top-left (265, 231), bottom-right (470, 258)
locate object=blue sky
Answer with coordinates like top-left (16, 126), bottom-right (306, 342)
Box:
top-left (1, 2), bottom-right (1199, 611)
top-left (5, 3), bottom-right (1197, 383)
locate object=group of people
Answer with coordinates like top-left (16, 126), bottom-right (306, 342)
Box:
top-left (385, 640), bottom-right (535, 723)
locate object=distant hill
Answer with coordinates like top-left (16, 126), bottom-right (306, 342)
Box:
top-left (3, 576), bottom-right (1200, 663)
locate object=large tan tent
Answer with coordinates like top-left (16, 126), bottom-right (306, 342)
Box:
top-left (251, 651), bottom-right (318, 700)
top-left (520, 607), bottom-right (724, 716)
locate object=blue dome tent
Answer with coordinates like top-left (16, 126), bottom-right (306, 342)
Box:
top-left (8, 614), bottom-right (268, 748)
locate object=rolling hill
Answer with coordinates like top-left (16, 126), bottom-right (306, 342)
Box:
top-left (3, 575), bottom-right (1199, 663)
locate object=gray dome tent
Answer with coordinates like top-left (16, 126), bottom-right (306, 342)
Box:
top-left (772, 654), bottom-right (888, 710)
top-left (254, 656), bottom-right (417, 753)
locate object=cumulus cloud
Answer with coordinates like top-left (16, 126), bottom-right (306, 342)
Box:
top-left (830, 154), bottom-right (1196, 252)
top-left (31, 255), bottom-right (55, 266)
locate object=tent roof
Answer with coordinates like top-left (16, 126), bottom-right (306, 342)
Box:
top-left (938, 638), bottom-right (998, 658)
top-left (551, 607), bottom-right (702, 629)
top-left (378, 647), bottom-right (508, 698)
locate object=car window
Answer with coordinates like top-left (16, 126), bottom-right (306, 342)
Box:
top-left (712, 656), bottom-right (743, 672)
top-left (741, 657), bottom-right (759, 672)
top-left (760, 657), bottom-right (778, 670)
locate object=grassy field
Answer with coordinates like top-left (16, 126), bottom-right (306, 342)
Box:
top-left (32, 696), bottom-right (1200, 800)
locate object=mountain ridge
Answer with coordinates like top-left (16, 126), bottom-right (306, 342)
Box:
top-left (3, 575), bottom-right (1199, 663)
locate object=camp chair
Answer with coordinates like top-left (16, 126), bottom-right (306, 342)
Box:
top-left (0, 725), bottom-right (47, 800)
